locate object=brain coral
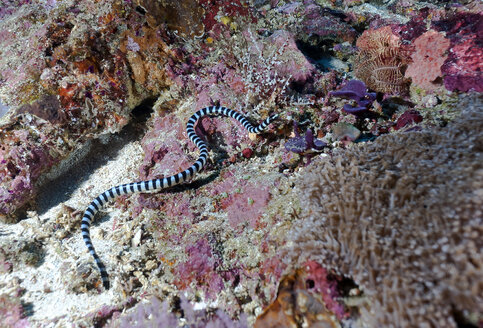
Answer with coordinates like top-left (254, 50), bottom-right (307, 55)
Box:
top-left (287, 95), bottom-right (482, 327)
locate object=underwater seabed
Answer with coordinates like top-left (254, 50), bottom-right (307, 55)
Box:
top-left (0, 0), bottom-right (481, 327)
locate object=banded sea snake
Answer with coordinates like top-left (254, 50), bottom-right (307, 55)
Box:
top-left (81, 106), bottom-right (278, 289)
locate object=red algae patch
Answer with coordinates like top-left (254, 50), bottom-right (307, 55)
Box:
top-left (211, 170), bottom-right (272, 229)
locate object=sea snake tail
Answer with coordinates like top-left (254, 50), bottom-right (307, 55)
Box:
top-left (80, 105), bottom-right (278, 289)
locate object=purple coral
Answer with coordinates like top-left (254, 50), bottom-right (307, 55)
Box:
top-left (284, 121), bottom-right (326, 154)
top-left (284, 121), bottom-right (327, 166)
top-left (330, 80), bottom-right (376, 115)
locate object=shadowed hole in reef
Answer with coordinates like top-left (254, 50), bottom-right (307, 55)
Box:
top-left (295, 39), bottom-right (350, 80)
top-left (35, 98), bottom-right (156, 215)
top-left (452, 308), bottom-right (479, 328)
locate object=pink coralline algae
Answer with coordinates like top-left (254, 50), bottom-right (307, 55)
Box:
top-left (175, 239), bottom-right (225, 297)
top-left (301, 0), bottom-right (356, 43)
top-left (0, 3), bottom-right (49, 106)
top-left (265, 30), bottom-right (316, 85)
top-left (0, 288), bottom-right (29, 328)
top-left (434, 12), bottom-right (483, 93)
top-left (0, 125), bottom-right (59, 217)
top-left (303, 261), bottom-right (348, 320)
top-left (210, 170), bottom-right (272, 230)
top-left (112, 296), bottom-right (248, 327)
top-left (139, 112), bottom-right (193, 180)
top-left (139, 110), bottom-right (260, 182)
top-left (405, 30), bottom-right (450, 92)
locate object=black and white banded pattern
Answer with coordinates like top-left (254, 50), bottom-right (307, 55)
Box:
top-left (81, 106), bottom-right (278, 289)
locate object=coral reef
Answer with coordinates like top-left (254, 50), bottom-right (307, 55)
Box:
top-left (0, 0), bottom-right (481, 326)
top-left (300, 1), bottom-right (357, 44)
top-left (180, 27), bottom-right (316, 112)
top-left (255, 260), bottom-right (352, 328)
top-left (288, 95), bottom-right (483, 327)
top-left (134, 0), bottom-right (205, 38)
top-left (0, 0), bottom-right (178, 218)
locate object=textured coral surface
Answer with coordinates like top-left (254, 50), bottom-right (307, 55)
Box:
top-left (0, 0), bottom-right (481, 327)
top-left (0, 0), bottom-right (178, 218)
top-left (289, 96), bottom-right (482, 327)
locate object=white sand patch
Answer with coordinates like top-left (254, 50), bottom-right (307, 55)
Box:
top-left (0, 133), bottom-right (145, 325)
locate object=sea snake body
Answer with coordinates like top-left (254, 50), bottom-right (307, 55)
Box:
top-left (80, 106), bottom-right (278, 289)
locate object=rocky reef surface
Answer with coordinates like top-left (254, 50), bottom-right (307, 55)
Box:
top-left (0, 0), bottom-right (481, 327)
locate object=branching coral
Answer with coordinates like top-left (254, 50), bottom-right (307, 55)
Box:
top-left (287, 95), bottom-right (483, 327)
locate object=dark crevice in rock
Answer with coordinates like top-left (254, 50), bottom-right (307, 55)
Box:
top-left (35, 98), bottom-right (155, 215)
